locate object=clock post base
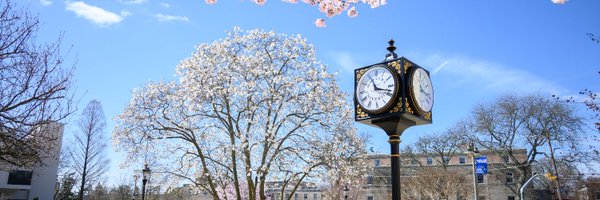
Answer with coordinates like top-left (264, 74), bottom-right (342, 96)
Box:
top-left (373, 118), bottom-right (413, 200)
top-left (388, 133), bottom-right (402, 200)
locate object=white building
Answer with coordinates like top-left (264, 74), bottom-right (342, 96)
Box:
top-left (0, 122), bottom-right (64, 200)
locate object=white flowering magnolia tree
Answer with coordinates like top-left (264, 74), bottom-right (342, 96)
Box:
top-left (113, 28), bottom-right (369, 200)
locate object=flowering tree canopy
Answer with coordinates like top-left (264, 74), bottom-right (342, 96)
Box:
top-left (113, 28), bottom-right (369, 200)
top-left (206, 0), bottom-right (565, 27)
top-left (205, 0), bottom-right (387, 27)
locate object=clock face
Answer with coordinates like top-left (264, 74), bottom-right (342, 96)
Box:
top-left (410, 68), bottom-right (434, 113)
top-left (356, 65), bottom-right (398, 113)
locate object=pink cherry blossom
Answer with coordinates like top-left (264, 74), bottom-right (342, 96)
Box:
top-left (200, 0), bottom-right (388, 26)
top-left (347, 6), bottom-right (358, 17)
top-left (314, 18), bottom-right (326, 27)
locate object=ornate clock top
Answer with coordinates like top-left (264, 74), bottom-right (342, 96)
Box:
top-left (385, 39), bottom-right (398, 61)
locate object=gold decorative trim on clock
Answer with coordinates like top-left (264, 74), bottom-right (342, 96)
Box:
top-left (356, 68), bottom-right (367, 80)
top-left (388, 61), bottom-right (401, 74)
top-left (424, 112), bottom-right (432, 120)
top-left (404, 99), bottom-right (414, 114)
top-left (356, 105), bottom-right (369, 118)
top-left (389, 99), bottom-right (403, 113)
top-left (403, 60), bottom-right (412, 72)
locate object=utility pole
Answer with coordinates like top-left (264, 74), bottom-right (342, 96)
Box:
top-left (468, 143), bottom-right (479, 200)
top-left (547, 138), bottom-right (563, 200)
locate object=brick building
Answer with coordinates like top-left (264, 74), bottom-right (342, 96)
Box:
top-left (362, 149), bottom-right (529, 200)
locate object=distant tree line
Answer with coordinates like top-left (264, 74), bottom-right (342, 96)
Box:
top-left (400, 94), bottom-right (599, 200)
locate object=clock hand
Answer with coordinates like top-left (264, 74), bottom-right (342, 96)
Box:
top-left (419, 87), bottom-right (431, 96)
top-left (370, 79), bottom-right (378, 89)
top-left (371, 79), bottom-right (384, 91)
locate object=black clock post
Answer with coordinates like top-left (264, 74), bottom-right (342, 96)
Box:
top-left (354, 40), bottom-right (433, 200)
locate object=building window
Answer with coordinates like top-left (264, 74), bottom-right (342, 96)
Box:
top-left (7, 170), bottom-right (32, 185)
top-left (479, 196), bottom-right (486, 200)
top-left (411, 159), bottom-right (418, 165)
top-left (595, 191), bottom-right (600, 200)
top-left (295, 193), bottom-right (298, 200)
top-left (313, 193), bottom-right (318, 200)
top-left (427, 157), bottom-right (433, 165)
top-left (508, 196), bottom-right (515, 200)
top-left (459, 156), bottom-right (466, 164)
top-left (367, 176), bottom-right (373, 184)
top-left (443, 157), bottom-right (450, 164)
top-left (506, 172), bottom-right (514, 184)
top-left (367, 196), bottom-right (373, 200)
top-left (502, 155), bottom-right (510, 163)
top-left (374, 159), bottom-right (381, 167)
top-left (477, 174), bottom-right (484, 183)
top-left (304, 193), bottom-right (308, 199)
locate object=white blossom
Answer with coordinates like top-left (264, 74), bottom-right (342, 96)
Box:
top-left (113, 28), bottom-right (368, 200)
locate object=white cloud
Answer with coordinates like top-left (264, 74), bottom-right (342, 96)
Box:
top-left (40, 0), bottom-right (52, 6)
top-left (330, 51), bottom-right (361, 75)
top-left (153, 14), bottom-right (189, 22)
top-left (65, 1), bottom-right (127, 26)
top-left (432, 60), bottom-right (449, 75)
top-left (120, 11), bottom-right (132, 17)
top-left (551, 0), bottom-right (568, 4)
top-left (119, 0), bottom-right (148, 4)
top-left (422, 55), bottom-right (565, 94)
top-left (160, 2), bottom-right (171, 8)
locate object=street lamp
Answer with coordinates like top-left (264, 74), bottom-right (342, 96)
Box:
top-left (133, 174), bottom-right (139, 200)
top-left (343, 186), bottom-right (349, 200)
top-left (467, 143), bottom-right (480, 200)
top-left (142, 164), bottom-right (151, 200)
top-left (520, 173), bottom-right (542, 200)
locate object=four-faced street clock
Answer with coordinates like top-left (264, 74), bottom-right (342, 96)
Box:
top-left (354, 42), bottom-right (433, 129)
top-left (354, 40), bottom-right (434, 200)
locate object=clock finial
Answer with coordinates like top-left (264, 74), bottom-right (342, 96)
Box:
top-left (385, 39), bottom-right (398, 61)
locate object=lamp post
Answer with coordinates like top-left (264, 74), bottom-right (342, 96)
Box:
top-left (520, 173), bottom-right (541, 200)
top-left (467, 143), bottom-right (480, 200)
top-left (133, 174), bottom-right (139, 200)
top-left (141, 164), bottom-right (151, 200)
top-left (343, 186), bottom-right (349, 200)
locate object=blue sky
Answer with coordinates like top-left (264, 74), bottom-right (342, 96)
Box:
top-left (17, 0), bottom-right (600, 186)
